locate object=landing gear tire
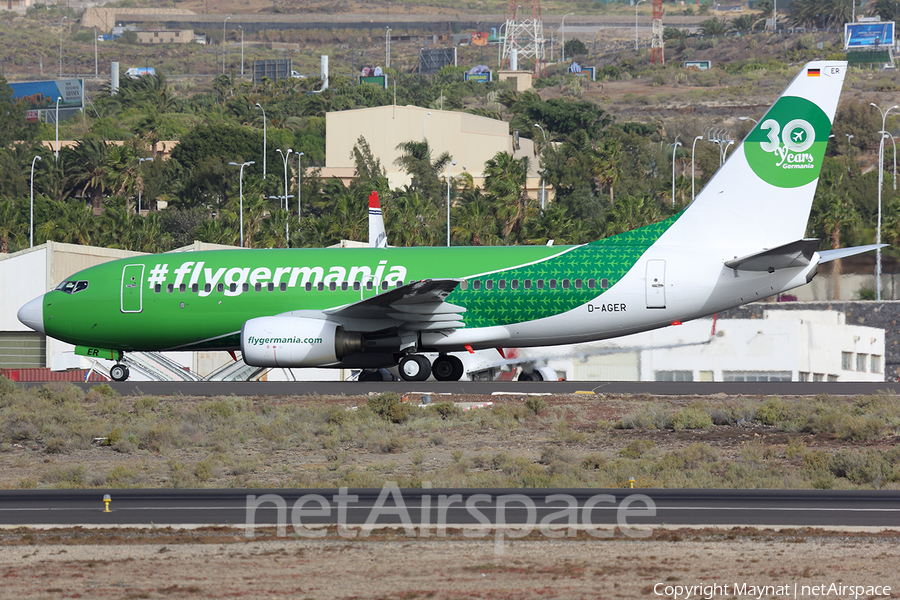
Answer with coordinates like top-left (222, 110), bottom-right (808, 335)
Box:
top-left (432, 355), bottom-right (464, 381)
top-left (110, 364), bottom-right (129, 382)
top-left (399, 355), bottom-right (431, 382)
top-left (517, 370), bottom-right (542, 382)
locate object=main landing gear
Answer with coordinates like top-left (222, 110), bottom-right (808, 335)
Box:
top-left (398, 354), bottom-right (464, 382)
top-left (109, 363), bottom-right (130, 382)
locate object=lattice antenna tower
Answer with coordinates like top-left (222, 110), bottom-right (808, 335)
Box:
top-left (650, 0), bottom-right (664, 64)
top-left (500, 0), bottom-right (545, 75)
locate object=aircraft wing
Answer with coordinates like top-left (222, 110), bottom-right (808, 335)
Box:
top-left (325, 279), bottom-right (466, 331)
top-left (724, 239), bottom-right (820, 272)
top-left (818, 244), bottom-right (887, 263)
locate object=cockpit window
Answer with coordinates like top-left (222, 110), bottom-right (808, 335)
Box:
top-left (55, 280), bottom-right (89, 294)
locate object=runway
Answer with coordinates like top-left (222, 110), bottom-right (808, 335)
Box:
top-left (30, 380), bottom-right (900, 397)
top-left (1, 489), bottom-right (898, 529)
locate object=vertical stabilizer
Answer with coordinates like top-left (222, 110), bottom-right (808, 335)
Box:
top-left (662, 61), bottom-right (847, 252)
top-left (369, 191), bottom-right (388, 248)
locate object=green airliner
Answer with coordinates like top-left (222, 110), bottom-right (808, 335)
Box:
top-left (18, 61), bottom-right (880, 382)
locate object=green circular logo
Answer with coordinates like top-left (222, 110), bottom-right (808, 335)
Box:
top-left (744, 96), bottom-right (831, 188)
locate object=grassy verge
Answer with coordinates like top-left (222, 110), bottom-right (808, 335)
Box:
top-left (1, 377), bottom-right (899, 490)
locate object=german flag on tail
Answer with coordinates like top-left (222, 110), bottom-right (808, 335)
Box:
top-left (808, 68), bottom-right (821, 77)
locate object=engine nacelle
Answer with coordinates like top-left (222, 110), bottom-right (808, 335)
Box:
top-left (241, 316), bottom-right (364, 367)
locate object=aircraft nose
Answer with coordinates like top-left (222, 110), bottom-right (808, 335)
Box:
top-left (18, 296), bottom-right (45, 334)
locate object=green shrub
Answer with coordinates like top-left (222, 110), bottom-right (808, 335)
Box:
top-left (671, 406), bottom-right (713, 430)
top-left (0, 376), bottom-right (17, 397)
top-left (756, 397), bottom-right (791, 425)
top-left (367, 392), bottom-right (414, 423)
top-left (427, 401), bottom-right (461, 420)
top-left (89, 383), bottom-right (118, 398)
top-left (620, 439), bottom-right (656, 459)
top-left (525, 396), bottom-right (548, 415)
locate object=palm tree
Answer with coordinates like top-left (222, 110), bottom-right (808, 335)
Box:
top-left (453, 193), bottom-right (501, 246)
top-left (603, 195), bottom-right (664, 237)
top-left (699, 17), bottom-right (728, 36)
top-left (0, 199), bottom-right (24, 253)
top-left (483, 151), bottom-right (531, 243)
top-left (591, 136), bottom-right (623, 205)
top-left (65, 138), bottom-right (110, 212)
top-left (394, 140), bottom-right (452, 204)
top-left (810, 175), bottom-right (859, 300)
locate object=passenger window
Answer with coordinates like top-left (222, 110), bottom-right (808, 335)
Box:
top-left (341, 282), bottom-right (348, 291)
top-left (155, 284), bottom-right (162, 293)
top-left (574, 279), bottom-right (582, 289)
top-left (473, 280), bottom-right (481, 290)
top-left (366, 281), bottom-right (374, 291)
top-left (353, 282), bottom-right (360, 291)
top-left (485, 280), bottom-right (493, 290)
top-left (511, 280), bottom-right (518, 290)
top-left (191, 283), bottom-right (199, 293)
top-left (561, 279), bottom-right (569, 289)
top-left (305, 283), bottom-right (312, 291)
top-left (230, 283), bottom-right (238, 293)
top-left (498, 280), bottom-right (506, 290)
top-left (317, 283), bottom-right (324, 291)
top-left (381, 281), bottom-right (389, 290)
top-left (524, 280), bottom-right (531, 290)
top-left (329, 282), bottom-right (336, 291)
top-left (587, 279), bottom-right (596, 289)
top-left (549, 279), bottom-right (557, 289)
top-left (601, 278), bottom-right (609, 289)
top-left (242, 283), bottom-right (249, 292)
top-left (460, 280), bottom-right (468, 291)
top-left (536, 279), bottom-right (544, 290)
top-left (179, 284), bottom-right (186, 293)
top-left (267, 283), bottom-right (274, 292)
top-left (217, 283), bottom-right (224, 293)
top-left (280, 283), bottom-right (287, 292)
top-left (255, 283), bottom-right (262, 292)
top-left (167, 284), bottom-right (174, 293)
top-left (204, 283), bottom-right (211, 293)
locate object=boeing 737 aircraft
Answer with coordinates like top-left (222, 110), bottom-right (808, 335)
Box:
top-left (18, 61), bottom-right (882, 382)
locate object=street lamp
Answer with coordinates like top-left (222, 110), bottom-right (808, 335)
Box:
top-left (277, 148), bottom-right (293, 244)
top-left (255, 102), bottom-right (267, 178)
top-left (670, 136), bottom-right (682, 206)
top-left (54, 96), bottom-right (62, 162)
top-left (385, 27), bottom-right (391, 69)
top-left (691, 135), bottom-right (703, 202)
top-left (59, 16), bottom-right (66, 78)
top-left (882, 131), bottom-right (897, 191)
top-left (30, 155), bottom-right (41, 248)
top-left (634, 0), bottom-right (645, 51)
top-left (422, 111), bottom-right (431, 142)
top-left (870, 102), bottom-right (898, 300)
top-left (738, 116), bottom-right (758, 125)
top-left (239, 26), bottom-right (244, 77)
top-left (297, 152), bottom-right (304, 235)
top-left (137, 157), bottom-right (153, 215)
top-left (228, 161), bottom-right (255, 248)
top-left (561, 12), bottom-right (574, 62)
top-left (446, 161), bottom-right (457, 246)
top-left (223, 15), bottom-right (231, 74)
top-left (535, 123), bottom-right (548, 209)
top-left (93, 26), bottom-right (98, 78)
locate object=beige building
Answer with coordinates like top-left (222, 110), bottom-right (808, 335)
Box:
top-left (322, 105), bottom-right (551, 202)
top-left (136, 29), bottom-right (195, 44)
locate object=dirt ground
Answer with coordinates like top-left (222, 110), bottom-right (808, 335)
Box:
top-left (1, 529), bottom-right (899, 599)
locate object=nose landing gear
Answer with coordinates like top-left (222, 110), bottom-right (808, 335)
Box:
top-left (109, 363), bottom-right (130, 382)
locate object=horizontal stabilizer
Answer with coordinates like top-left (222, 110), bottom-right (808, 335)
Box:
top-left (725, 239), bottom-right (820, 272)
top-left (818, 244), bottom-right (887, 263)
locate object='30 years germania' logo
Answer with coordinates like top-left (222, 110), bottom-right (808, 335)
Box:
top-left (744, 96), bottom-right (831, 188)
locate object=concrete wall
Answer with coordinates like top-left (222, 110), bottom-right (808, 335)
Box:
top-left (721, 301), bottom-right (900, 381)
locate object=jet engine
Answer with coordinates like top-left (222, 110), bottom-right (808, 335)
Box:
top-left (241, 316), bottom-right (364, 367)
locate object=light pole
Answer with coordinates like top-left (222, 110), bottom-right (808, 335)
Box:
top-left (59, 16), bottom-right (66, 78)
top-left (255, 102), bottom-right (267, 178)
top-left (277, 148), bottom-right (293, 244)
top-left (239, 26), bottom-right (244, 77)
top-left (228, 161), bottom-right (255, 248)
top-left (691, 135), bottom-right (703, 202)
top-left (422, 111), bottom-right (431, 142)
top-left (561, 12), bottom-right (574, 62)
top-left (385, 27), bottom-right (391, 69)
top-left (722, 139), bottom-right (735, 162)
top-left (870, 102), bottom-right (898, 300)
top-left (93, 26), bottom-right (98, 77)
top-left (30, 155), bottom-right (41, 248)
top-left (882, 131), bottom-right (897, 191)
top-left (296, 152), bottom-right (304, 242)
top-left (446, 161), bottom-right (457, 246)
top-left (670, 136), bottom-right (682, 206)
top-left (223, 15), bottom-right (231, 74)
top-left (535, 123), bottom-right (548, 209)
top-left (137, 157), bottom-right (153, 215)
top-left (634, 0), bottom-right (645, 51)
top-left (54, 96), bottom-right (62, 162)
top-left (738, 116), bottom-right (758, 126)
